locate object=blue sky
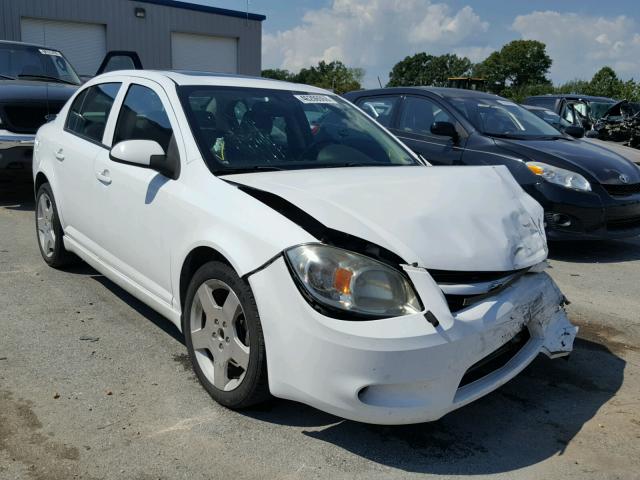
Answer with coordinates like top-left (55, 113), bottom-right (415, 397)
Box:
top-left (195, 1), bottom-right (640, 87)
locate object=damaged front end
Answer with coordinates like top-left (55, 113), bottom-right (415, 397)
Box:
top-left (593, 100), bottom-right (640, 148)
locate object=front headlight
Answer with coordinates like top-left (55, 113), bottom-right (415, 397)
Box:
top-left (527, 161), bottom-right (591, 192)
top-left (285, 244), bottom-right (422, 318)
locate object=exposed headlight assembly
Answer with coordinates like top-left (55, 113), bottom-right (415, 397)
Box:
top-left (285, 244), bottom-right (422, 319)
top-left (527, 161), bottom-right (592, 192)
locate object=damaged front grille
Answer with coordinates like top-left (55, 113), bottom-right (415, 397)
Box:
top-left (430, 268), bottom-right (530, 313)
top-left (607, 215), bottom-right (640, 231)
top-left (1, 101), bottom-right (67, 134)
top-left (602, 183), bottom-right (640, 197)
top-left (458, 328), bottom-right (531, 388)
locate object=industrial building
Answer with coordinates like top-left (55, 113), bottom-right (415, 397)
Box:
top-left (0, 0), bottom-right (265, 76)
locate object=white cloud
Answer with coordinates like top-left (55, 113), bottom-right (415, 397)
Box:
top-left (262, 0), bottom-right (490, 86)
top-left (512, 11), bottom-right (640, 82)
top-left (453, 45), bottom-right (495, 63)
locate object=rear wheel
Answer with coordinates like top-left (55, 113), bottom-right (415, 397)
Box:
top-left (35, 183), bottom-right (74, 268)
top-left (183, 261), bottom-right (270, 408)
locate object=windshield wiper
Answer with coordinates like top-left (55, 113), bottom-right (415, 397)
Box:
top-left (0, 74), bottom-right (16, 80)
top-left (485, 132), bottom-right (533, 140)
top-left (17, 74), bottom-right (78, 85)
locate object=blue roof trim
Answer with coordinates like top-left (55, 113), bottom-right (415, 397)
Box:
top-left (130, 0), bottom-right (266, 21)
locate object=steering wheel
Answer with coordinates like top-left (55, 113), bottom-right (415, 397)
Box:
top-left (296, 139), bottom-right (334, 162)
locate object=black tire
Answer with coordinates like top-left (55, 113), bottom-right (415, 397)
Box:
top-left (183, 261), bottom-right (270, 409)
top-left (35, 183), bottom-right (75, 268)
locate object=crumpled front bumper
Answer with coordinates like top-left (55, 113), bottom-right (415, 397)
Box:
top-left (248, 257), bottom-right (577, 425)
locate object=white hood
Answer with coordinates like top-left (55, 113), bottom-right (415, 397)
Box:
top-left (228, 165), bottom-right (547, 271)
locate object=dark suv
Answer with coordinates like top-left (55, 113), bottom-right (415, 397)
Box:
top-left (344, 87), bottom-right (640, 240)
top-left (0, 41), bottom-right (141, 185)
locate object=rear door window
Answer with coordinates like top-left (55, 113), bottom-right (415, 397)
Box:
top-left (65, 83), bottom-right (121, 143)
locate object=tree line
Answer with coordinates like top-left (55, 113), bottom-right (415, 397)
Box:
top-left (262, 39), bottom-right (640, 102)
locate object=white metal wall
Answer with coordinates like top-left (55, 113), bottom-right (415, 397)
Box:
top-left (20, 18), bottom-right (106, 76)
top-left (171, 32), bottom-right (238, 73)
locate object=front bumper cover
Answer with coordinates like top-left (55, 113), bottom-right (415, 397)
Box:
top-left (0, 131), bottom-right (35, 184)
top-left (526, 182), bottom-right (640, 240)
top-left (248, 257), bottom-right (577, 425)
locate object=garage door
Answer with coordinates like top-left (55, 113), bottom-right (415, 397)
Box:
top-left (21, 18), bottom-right (106, 77)
top-left (171, 32), bottom-right (237, 74)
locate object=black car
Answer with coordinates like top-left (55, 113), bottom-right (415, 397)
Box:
top-left (523, 94), bottom-right (616, 131)
top-left (344, 87), bottom-right (640, 240)
top-left (0, 41), bottom-right (141, 185)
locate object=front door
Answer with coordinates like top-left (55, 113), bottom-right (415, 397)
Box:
top-left (89, 79), bottom-right (184, 306)
top-left (391, 95), bottom-right (464, 166)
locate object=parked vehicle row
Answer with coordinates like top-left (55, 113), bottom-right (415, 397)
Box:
top-left (523, 104), bottom-right (640, 165)
top-left (33, 70), bottom-right (577, 425)
top-left (0, 40), bottom-right (141, 185)
top-left (344, 87), bottom-right (640, 240)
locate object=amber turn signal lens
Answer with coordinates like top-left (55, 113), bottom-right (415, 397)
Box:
top-left (527, 164), bottom-right (544, 175)
top-left (334, 268), bottom-right (353, 295)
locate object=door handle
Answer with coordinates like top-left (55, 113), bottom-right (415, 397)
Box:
top-left (55, 149), bottom-right (65, 161)
top-left (96, 169), bottom-right (112, 185)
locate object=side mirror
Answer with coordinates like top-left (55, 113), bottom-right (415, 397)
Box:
top-left (564, 125), bottom-right (585, 139)
top-left (431, 121), bottom-right (458, 140)
top-left (110, 140), bottom-right (178, 179)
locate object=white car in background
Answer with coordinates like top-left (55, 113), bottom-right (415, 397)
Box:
top-left (32, 71), bottom-right (577, 424)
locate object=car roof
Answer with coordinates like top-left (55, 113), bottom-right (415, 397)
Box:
top-left (93, 69), bottom-right (331, 93)
top-left (526, 93), bottom-right (616, 103)
top-left (0, 39), bottom-right (53, 50)
top-left (345, 86), bottom-right (502, 100)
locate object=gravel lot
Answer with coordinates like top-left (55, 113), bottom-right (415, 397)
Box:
top-left (1, 185), bottom-right (639, 480)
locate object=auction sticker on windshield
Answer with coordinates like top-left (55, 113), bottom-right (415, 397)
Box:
top-left (294, 94), bottom-right (337, 104)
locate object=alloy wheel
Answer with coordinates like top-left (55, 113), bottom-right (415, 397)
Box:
top-left (36, 192), bottom-right (56, 258)
top-left (189, 279), bottom-right (250, 391)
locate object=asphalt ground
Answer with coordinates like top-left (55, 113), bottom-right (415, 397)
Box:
top-left (1, 184), bottom-right (639, 480)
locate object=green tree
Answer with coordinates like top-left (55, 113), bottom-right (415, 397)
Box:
top-left (587, 66), bottom-right (623, 98)
top-left (556, 79), bottom-right (592, 94)
top-left (294, 60), bottom-right (364, 94)
top-left (261, 68), bottom-right (295, 81)
top-left (475, 40), bottom-right (552, 94)
top-left (387, 53), bottom-right (472, 87)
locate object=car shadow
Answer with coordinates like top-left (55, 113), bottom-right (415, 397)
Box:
top-left (0, 184), bottom-right (34, 211)
top-left (549, 237), bottom-right (640, 263)
top-left (244, 337), bottom-right (625, 475)
top-left (91, 274), bottom-right (185, 346)
top-left (58, 261), bottom-right (185, 346)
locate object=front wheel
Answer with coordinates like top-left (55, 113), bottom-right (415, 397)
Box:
top-left (35, 183), bottom-right (75, 268)
top-left (183, 261), bottom-right (270, 409)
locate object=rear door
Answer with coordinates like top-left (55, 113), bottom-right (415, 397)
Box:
top-left (392, 95), bottom-right (464, 165)
top-left (55, 82), bottom-right (121, 247)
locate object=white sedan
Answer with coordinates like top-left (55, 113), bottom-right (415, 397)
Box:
top-left (32, 70), bottom-right (577, 424)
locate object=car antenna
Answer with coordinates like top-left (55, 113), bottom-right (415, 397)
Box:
top-left (377, 76), bottom-right (383, 88)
